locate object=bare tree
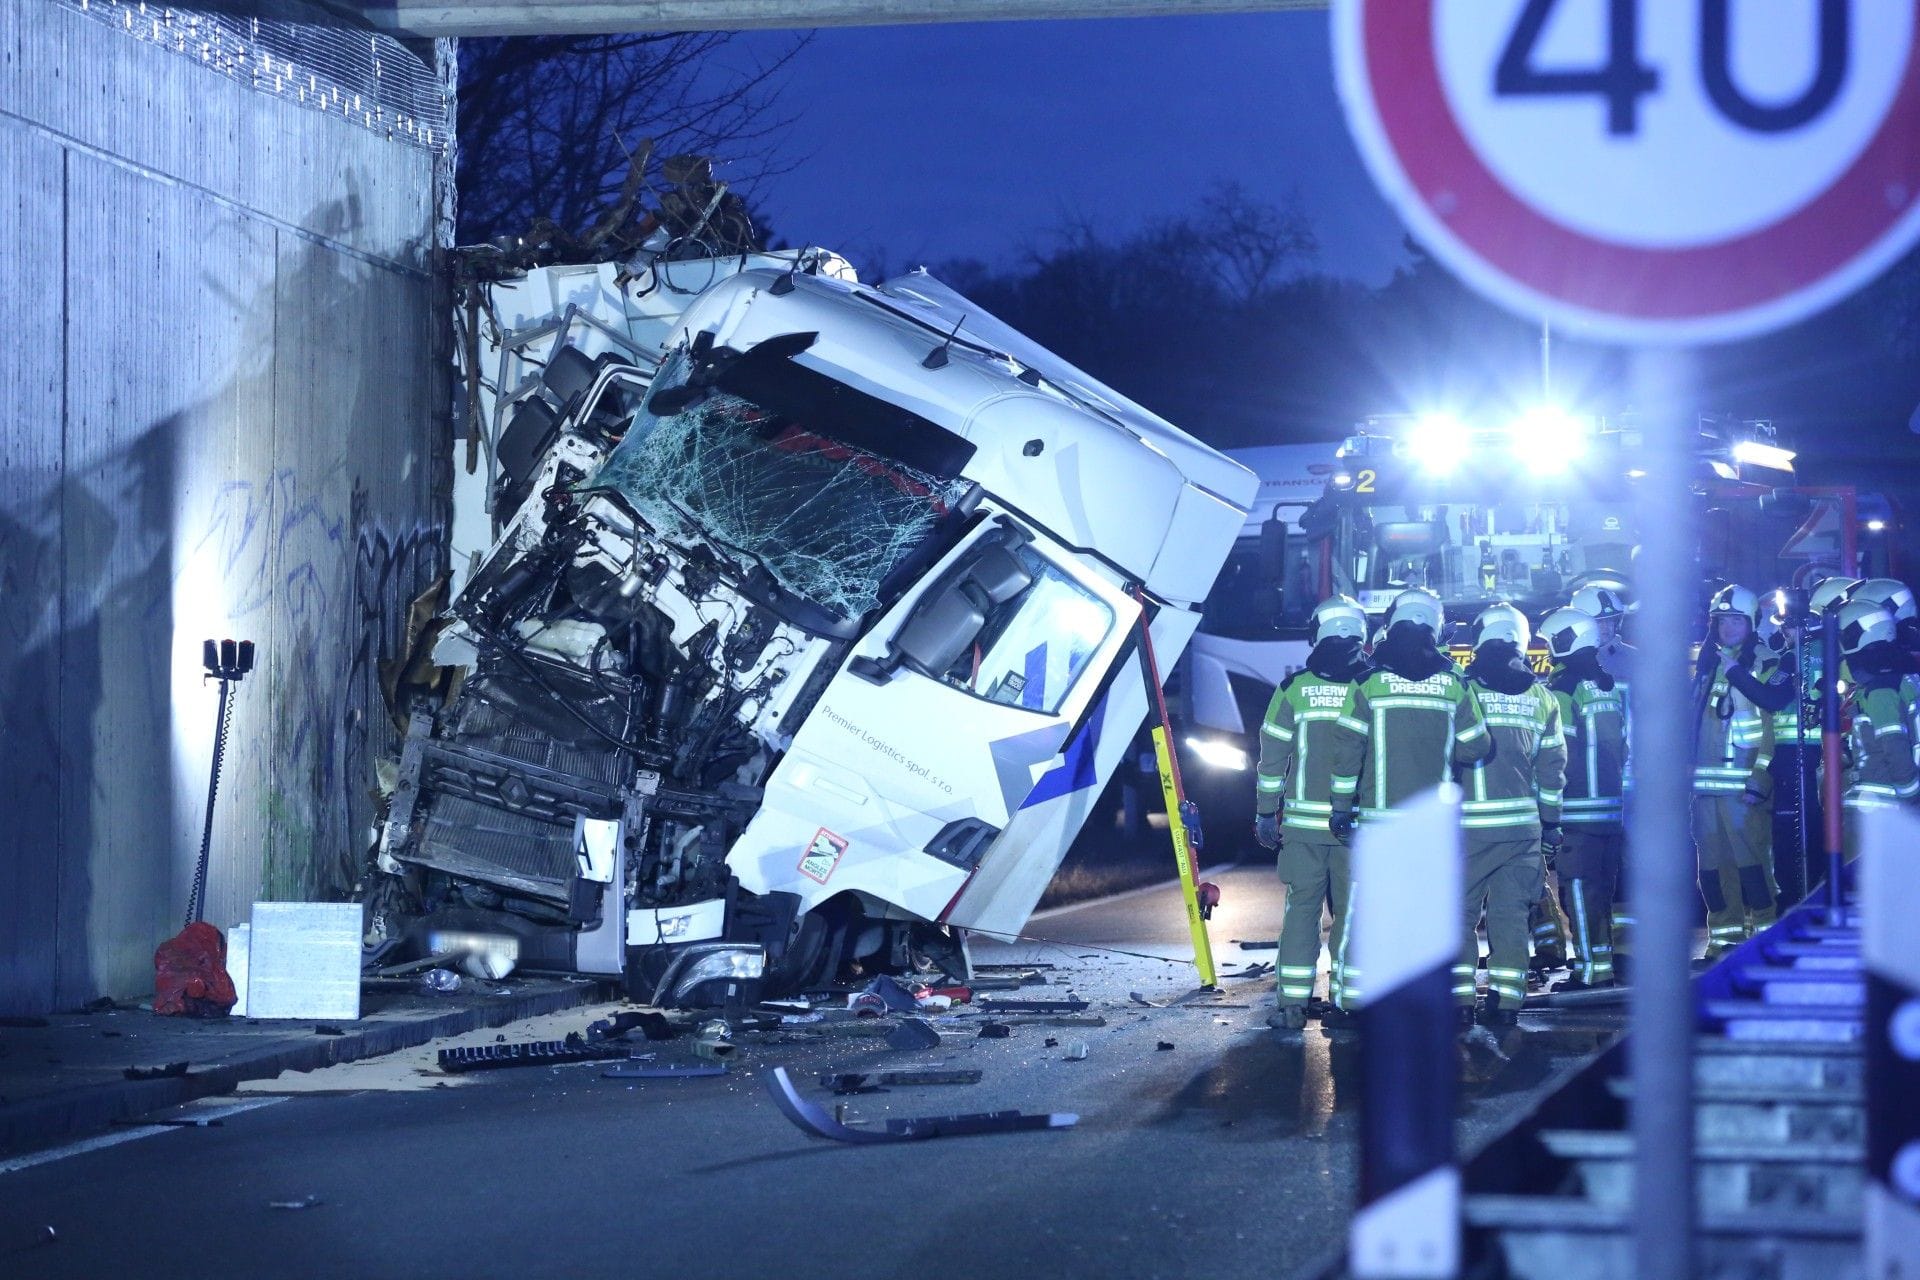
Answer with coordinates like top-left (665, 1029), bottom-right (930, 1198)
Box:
top-left (456, 32), bottom-right (810, 247)
top-left (1193, 179), bottom-right (1318, 301)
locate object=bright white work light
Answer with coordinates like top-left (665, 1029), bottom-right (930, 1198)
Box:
top-left (1508, 405), bottom-right (1588, 476)
top-left (1184, 736), bottom-right (1249, 772)
top-left (1406, 413), bottom-right (1469, 475)
top-left (1731, 440), bottom-right (1796, 471)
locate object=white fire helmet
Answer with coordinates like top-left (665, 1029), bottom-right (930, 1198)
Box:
top-left (1385, 587), bottom-right (1445, 634)
top-left (1539, 608), bottom-right (1601, 660)
top-left (1808, 576), bottom-right (1861, 616)
top-left (1837, 598), bottom-right (1898, 656)
top-left (1709, 584), bottom-right (1761, 627)
top-left (1850, 578), bottom-right (1916, 624)
top-left (1470, 603), bottom-right (1531, 652)
top-left (1308, 594), bottom-right (1369, 645)
top-left (1569, 584), bottom-right (1629, 621)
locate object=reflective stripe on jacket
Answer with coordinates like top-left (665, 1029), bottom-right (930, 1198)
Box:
top-left (1328, 669), bottom-right (1492, 820)
top-left (1694, 666), bottom-right (1773, 798)
top-left (1257, 669), bottom-right (1367, 832)
top-left (1845, 683), bottom-right (1920, 810)
top-left (1459, 680), bottom-right (1566, 831)
top-left (1551, 675), bottom-right (1627, 827)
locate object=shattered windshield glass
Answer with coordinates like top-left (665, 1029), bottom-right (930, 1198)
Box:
top-left (593, 349), bottom-right (969, 621)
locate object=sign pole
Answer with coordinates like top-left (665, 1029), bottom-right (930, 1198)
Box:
top-left (1628, 350), bottom-right (1697, 1280)
top-left (1864, 807), bottom-right (1920, 1277)
top-left (1350, 786), bottom-right (1462, 1280)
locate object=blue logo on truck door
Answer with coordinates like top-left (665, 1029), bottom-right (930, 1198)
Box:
top-left (1020, 696), bottom-right (1108, 810)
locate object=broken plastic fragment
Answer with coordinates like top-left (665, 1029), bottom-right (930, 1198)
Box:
top-left (766, 1067), bottom-right (1075, 1144)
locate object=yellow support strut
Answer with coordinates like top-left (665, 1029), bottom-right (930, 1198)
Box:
top-left (1131, 590), bottom-right (1218, 989)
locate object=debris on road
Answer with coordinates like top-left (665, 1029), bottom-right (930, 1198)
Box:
top-left (268, 1196), bottom-right (322, 1211)
top-left (1156, 1042), bottom-right (1175, 1051)
top-left (1234, 940), bottom-right (1280, 951)
top-left (601, 1063), bottom-right (726, 1080)
top-left (122, 1062), bottom-right (190, 1081)
top-left (586, 1010), bottom-right (676, 1042)
top-left (692, 1020), bottom-right (737, 1061)
top-left (1129, 992), bottom-right (1163, 1007)
top-left (885, 1017), bottom-right (942, 1050)
top-left (313, 1024), bottom-right (346, 1036)
top-left (977, 1022), bottom-right (1012, 1039)
top-left (766, 1067), bottom-right (1076, 1144)
top-left (846, 992), bottom-right (888, 1018)
top-left (1065, 1042), bottom-right (1090, 1061)
top-left (862, 976), bottom-right (921, 1012)
top-left (437, 1039), bottom-right (634, 1073)
top-left (975, 998), bottom-right (1088, 1014)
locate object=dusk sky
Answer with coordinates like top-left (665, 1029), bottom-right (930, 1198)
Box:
top-left (716, 10), bottom-right (1414, 283)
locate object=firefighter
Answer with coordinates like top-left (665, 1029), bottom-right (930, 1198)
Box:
top-left (1325, 587), bottom-right (1493, 1014)
top-left (1539, 607), bottom-right (1629, 988)
top-left (1254, 595), bottom-right (1373, 1031)
top-left (1837, 598), bottom-right (1920, 859)
top-left (1571, 583), bottom-right (1635, 683)
top-left (1452, 604), bottom-right (1566, 1027)
top-left (1693, 585), bottom-right (1778, 960)
top-left (1849, 578), bottom-right (1920, 756)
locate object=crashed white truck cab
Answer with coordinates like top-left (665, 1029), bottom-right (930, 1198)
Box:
top-left (378, 248), bottom-right (1254, 1006)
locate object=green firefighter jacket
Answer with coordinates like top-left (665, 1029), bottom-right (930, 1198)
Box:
top-left (1693, 658), bottom-right (1774, 799)
top-left (1328, 669), bottom-right (1493, 821)
top-left (1256, 668), bottom-right (1368, 834)
top-left (1549, 673), bottom-right (1628, 828)
top-left (1459, 679), bottom-right (1565, 832)
top-left (1844, 681), bottom-right (1920, 809)
top-left (1766, 647), bottom-right (1822, 749)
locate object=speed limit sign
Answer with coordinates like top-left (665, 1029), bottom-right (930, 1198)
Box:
top-left (1333, 1), bottom-right (1920, 343)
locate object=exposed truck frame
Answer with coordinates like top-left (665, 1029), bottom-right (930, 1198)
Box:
top-left (372, 245), bottom-right (1255, 1006)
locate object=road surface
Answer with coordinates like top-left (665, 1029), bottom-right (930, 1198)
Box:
top-left (0, 864), bottom-right (1620, 1280)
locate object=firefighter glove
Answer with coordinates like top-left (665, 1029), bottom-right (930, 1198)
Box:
top-left (1741, 787), bottom-right (1767, 807)
top-left (1541, 823), bottom-right (1566, 862)
top-left (1254, 813), bottom-right (1282, 851)
top-left (1329, 810), bottom-right (1357, 845)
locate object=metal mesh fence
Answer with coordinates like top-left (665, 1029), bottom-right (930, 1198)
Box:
top-left (55, 0), bottom-right (448, 152)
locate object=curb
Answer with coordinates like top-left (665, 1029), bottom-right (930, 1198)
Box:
top-left (0, 980), bottom-right (609, 1156)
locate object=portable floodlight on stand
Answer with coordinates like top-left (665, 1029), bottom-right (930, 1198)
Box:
top-left (186, 638), bottom-right (254, 926)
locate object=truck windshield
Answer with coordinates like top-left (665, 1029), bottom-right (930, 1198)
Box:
top-left (1332, 498), bottom-right (1636, 615)
top-left (594, 348), bottom-right (970, 622)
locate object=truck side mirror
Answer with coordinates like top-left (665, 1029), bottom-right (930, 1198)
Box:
top-left (892, 583), bottom-right (989, 678)
top-left (851, 535), bottom-right (1034, 685)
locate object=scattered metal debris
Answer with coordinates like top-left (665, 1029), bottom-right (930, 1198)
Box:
top-left (437, 1039), bottom-right (633, 1073)
top-left (1065, 1042), bottom-right (1090, 1061)
top-left (1156, 1042), bottom-right (1175, 1051)
top-left (692, 1020), bottom-right (738, 1061)
top-left (122, 1062), bottom-right (190, 1081)
top-left (766, 1067), bottom-right (1076, 1144)
top-left (886, 1017), bottom-right (942, 1050)
top-left (977, 1022), bottom-right (1012, 1039)
top-left (602, 1062), bottom-right (725, 1080)
top-left (1129, 992), bottom-right (1164, 1008)
top-left (587, 1010), bottom-right (677, 1042)
top-left (976, 998), bottom-right (1088, 1014)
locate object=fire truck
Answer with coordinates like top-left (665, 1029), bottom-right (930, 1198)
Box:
top-left (1171, 409), bottom-right (1885, 841)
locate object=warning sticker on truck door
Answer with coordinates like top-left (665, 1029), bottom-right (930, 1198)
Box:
top-left (798, 828), bottom-right (849, 885)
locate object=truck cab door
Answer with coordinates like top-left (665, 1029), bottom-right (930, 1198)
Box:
top-left (729, 517), bottom-right (1141, 920)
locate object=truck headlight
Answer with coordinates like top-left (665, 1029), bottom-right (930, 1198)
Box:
top-left (1184, 736), bottom-right (1249, 772)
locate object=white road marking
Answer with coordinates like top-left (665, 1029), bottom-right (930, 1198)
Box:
top-left (0, 1096), bottom-right (287, 1176)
